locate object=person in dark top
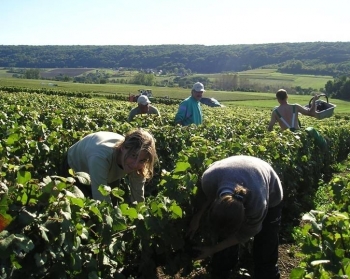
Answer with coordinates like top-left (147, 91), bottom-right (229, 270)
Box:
top-left (187, 155), bottom-right (283, 279)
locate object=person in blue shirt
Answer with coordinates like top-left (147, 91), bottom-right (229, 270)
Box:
top-left (174, 82), bottom-right (204, 126)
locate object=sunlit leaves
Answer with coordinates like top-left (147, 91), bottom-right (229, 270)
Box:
top-left (296, 184), bottom-right (350, 276)
top-left (6, 133), bottom-right (20, 145)
top-left (16, 170), bottom-right (31, 185)
top-left (169, 203), bottom-right (182, 219)
top-left (119, 204), bottom-right (138, 220)
top-left (74, 172), bottom-right (91, 185)
top-left (0, 90), bottom-right (350, 278)
top-left (111, 187), bottom-right (125, 202)
top-left (97, 185), bottom-right (111, 196)
top-left (173, 161), bottom-right (191, 173)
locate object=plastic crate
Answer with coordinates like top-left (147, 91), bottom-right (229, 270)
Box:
top-left (304, 94), bottom-right (336, 120)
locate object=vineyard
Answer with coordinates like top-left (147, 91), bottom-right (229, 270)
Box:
top-left (0, 88), bottom-right (350, 279)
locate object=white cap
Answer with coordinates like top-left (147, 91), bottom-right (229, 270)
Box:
top-left (137, 95), bottom-right (151, 105)
top-left (192, 82), bottom-right (205, 92)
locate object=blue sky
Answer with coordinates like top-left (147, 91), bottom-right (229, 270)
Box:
top-left (1, 0), bottom-right (349, 45)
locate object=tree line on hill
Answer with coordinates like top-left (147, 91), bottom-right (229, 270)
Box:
top-left (1, 42), bottom-right (350, 77)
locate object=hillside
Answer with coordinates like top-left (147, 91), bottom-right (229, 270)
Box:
top-left (1, 42), bottom-right (350, 76)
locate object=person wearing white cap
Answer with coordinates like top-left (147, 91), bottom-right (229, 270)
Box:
top-left (174, 82), bottom-right (204, 126)
top-left (128, 95), bottom-right (160, 122)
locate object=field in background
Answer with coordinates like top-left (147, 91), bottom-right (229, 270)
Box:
top-left (0, 69), bottom-right (13, 78)
top-left (0, 68), bottom-right (138, 81)
top-left (197, 68), bottom-right (333, 91)
top-left (0, 67), bottom-right (333, 91)
top-left (1, 67), bottom-right (348, 114)
top-left (227, 97), bottom-right (349, 115)
top-left (39, 68), bottom-right (95, 78)
top-left (0, 75), bottom-right (281, 100)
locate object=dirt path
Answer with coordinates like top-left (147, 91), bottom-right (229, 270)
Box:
top-left (156, 242), bottom-right (300, 278)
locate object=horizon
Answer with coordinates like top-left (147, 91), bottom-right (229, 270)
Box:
top-left (1, 41), bottom-right (350, 47)
top-left (1, 0), bottom-right (350, 46)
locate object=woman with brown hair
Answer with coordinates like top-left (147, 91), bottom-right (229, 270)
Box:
top-left (61, 128), bottom-right (158, 203)
top-left (187, 155), bottom-right (283, 279)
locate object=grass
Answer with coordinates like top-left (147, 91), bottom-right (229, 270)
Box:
top-left (1, 67), bottom-right (348, 115)
top-left (194, 68), bottom-right (333, 90)
top-left (227, 95), bottom-right (349, 114)
top-left (0, 69), bottom-right (13, 78)
top-left (0, 76), bottom-right (273, 99)
top-left (1, 67), bottom-right (333, 93)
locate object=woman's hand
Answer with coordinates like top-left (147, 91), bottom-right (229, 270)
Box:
top-left (186, 198), bottom-right (212, 239)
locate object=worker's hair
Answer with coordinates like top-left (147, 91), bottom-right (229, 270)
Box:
top-left (115, 128), bottom-right (158, 179)
top-left (209, 185), bottom-right (247, 237)
top-left (276, 89), bottom-right (288, 101)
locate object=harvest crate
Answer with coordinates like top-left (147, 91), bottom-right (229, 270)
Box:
top-left (304, 94), bottom-right (336, 120)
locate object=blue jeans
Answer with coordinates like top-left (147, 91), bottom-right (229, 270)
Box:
top-left (211, 203), bottom-right (282, 279)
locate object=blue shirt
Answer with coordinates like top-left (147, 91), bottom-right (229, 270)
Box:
top-left (174, 96), bottom-right (203, 126)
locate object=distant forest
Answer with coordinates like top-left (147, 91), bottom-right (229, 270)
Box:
top-left (0, 42), bottom-right (350, 77)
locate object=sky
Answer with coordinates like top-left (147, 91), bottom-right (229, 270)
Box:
top-left (1, 0), bottom-right (349, 46)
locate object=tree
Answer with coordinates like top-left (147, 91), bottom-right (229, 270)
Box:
top-left (2, 42), bottom-right (350, 75)
top-left (24, 68), bottom-right (40, 79)
top-left (144, 74), bottom-right (155, 86)
top-left (325, 80), bottom-right (334, 95)
top-left (338, 78), bottom-right (350, 100)
top-left (63, 75), bottom-right (71, 82)
top-left (131, 73), bottom-right (155, 86)
top-left (233, 74), bottom-right (239, 90)
top-left (214, 74), bottom-right (237, 91)
top-left (325, 76), bottom-right (350, 100)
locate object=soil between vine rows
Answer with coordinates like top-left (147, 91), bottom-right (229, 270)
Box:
top-left (156, 242), bottom-right (300, 279)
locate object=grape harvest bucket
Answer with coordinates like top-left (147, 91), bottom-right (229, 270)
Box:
top-left (304, 94), bottom-right (336, 119)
